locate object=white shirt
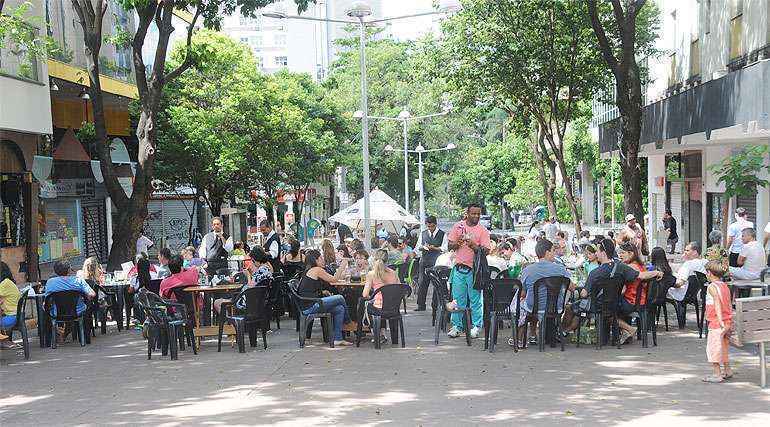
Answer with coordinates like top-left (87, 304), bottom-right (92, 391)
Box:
top-left (415, 229), bottom-right (448, 256)
top-left (136, 235), bottom-right (153, 255)
top-left (264, 230), bottom-right (280, 259)
top-left (739, 240), bottom-right (766, 274)
top-left (669, 258), bottom-right (707, 301)
top-left (435, 251), bottom-right (455, 268)
top-left (543, 222), bottom-right (559, 240)
top-left (487, 255), bottom-right (509, 273)
top-left (727, 218), bottom-right (754, 253)
top-left (198, 233), bottom-right (234, 258)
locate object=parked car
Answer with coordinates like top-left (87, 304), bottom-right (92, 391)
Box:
top-left (479, 214), bottom-right (492, 230)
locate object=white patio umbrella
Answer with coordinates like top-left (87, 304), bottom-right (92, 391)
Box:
top-left (329, 189), bottom-right (419, 234)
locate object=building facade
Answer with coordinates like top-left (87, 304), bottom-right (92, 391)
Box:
top-left (594, 0), bottom-right (770, 250)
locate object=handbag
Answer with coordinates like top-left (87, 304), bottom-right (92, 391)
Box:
top-left (472, 249), bottom-right (490, 291)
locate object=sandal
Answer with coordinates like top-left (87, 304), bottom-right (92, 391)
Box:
top-left (0, 341), bottom-right (19, 350)
top-left (702, 375), bottom-right (725, 383)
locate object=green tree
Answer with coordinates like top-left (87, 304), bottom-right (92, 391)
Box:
top-left (67, 0), bottom-right (313, 269)
top-left (587, 0), bottom-right (661, 228)
top-left (0, 1), bottom-right (60, 79)
top-left (438, 0), bottom-right (608, 232)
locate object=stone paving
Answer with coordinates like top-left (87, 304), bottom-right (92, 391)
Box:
top-left (1, 303), bottom-right (769, 426)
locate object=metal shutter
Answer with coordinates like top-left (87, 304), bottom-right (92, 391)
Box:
top-left (81, 200), bottom-right (108, 263)
top-left (143, 199), bottom-right (197, 255)
top-left (669, 182), bottom-right (683, 251)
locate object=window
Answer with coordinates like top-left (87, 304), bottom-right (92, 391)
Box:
top-left (690, 39), bottom-right (700, 77)
top-left (274, 34), bottom-right (287, 46)
top-left (730, 14), bottom-right (743, 60)
top-left (240, 37), bottom-right (248, 43)
top-left (668, 53), bottom-right (678, 86)
top-left (703, 0), bottom-right (711, 34)
top-left (274, 56), bottom-right (288, 67)
top-left (249, 35), bottom-right (262, 47)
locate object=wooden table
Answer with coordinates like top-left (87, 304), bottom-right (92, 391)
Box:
top-left (184, 284), bottom-right (242, 346)
top-left (331, 281), bottom-right (366, 332)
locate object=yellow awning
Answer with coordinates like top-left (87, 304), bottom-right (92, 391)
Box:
top-left (47, 59), bottom-right (139, 100)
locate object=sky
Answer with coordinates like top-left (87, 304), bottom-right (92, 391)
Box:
top-left (383, 0), bottom-right (441, 41)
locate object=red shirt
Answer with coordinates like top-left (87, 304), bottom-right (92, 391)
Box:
top-left (447, 220), bottom-right (491, 268)
top-left (623, 262), bottom-right (647, 305)
top-left (160, 266), bottom-right (199, 300)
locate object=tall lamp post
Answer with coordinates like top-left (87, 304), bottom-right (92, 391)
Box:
top-left (355, 108), bottom-right (451, 214)
top-left (263, 1), bottom-right (461, 249)
top-left (385, 142), bottom-right (457, 233)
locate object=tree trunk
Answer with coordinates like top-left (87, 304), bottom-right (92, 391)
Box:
top-left (530, 128), bottom-right (558, 218)
top-left (552, 151), bottom-right (583, 233)
top-left (618, 100), bottom-right (645, 230)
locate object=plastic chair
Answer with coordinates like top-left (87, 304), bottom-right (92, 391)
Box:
top-left (267, 274), bottom-right (284, 329)
top-left (45, 291), bottom-right (91, 348)
top-left (430, 266), bottom-right (451, 327)
top-left (428, 267), bottom-right (472, 347)
top-left (136, 289), bottom-right (192, 360)
top-left (575, 277), bottom-right (623, 350)
top-left (218, 285), bottom-right (270, 352)
top-left (625, 279), bottom-right (652, 348)
top-left (170, 287), bottom-right (200, 354)
top-left (3, 289), bottom-right (31, 359)
top-left (525, 276), bottom-right (570, 352)
top-left (485, 278), bottom-right (522, 353)
top-left (356, 284), bottom-right (411, 349)
top-left (86, 281), bottom-right (119, 335)
top-left (286, 279), bottom-right (334, 348)
top-left (647, 273), bottom-right (675, 346)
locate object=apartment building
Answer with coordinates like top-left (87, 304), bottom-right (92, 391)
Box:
top-left (593, 0), bottom-right (770, 249)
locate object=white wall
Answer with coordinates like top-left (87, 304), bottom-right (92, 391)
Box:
top-left (0, 0), bottom-right (52, 135)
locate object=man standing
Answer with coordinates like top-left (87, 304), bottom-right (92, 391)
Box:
top-left (729, 228), bottom-right (766, 280)
top-left (446, 203), bottom-right (491, 339)
top-left (415, 215), bottom-right (447, 312)
top-left (260, 220), bottom-right (282, 273)
top-left (543, 217), bottom-right (559, 242)
top-left (199, 217), bottom-right (233, 276)
top-left (663, 209), bottom-right (679, 254)
top-left (156, 247), bottom-right (172, 279)
top-left (621, 213), bottom-right (647, 253)
top-left (726, 207), bottom-right (753, 267)
top-left (336, 221), bottom-right (353, 243)
top-left (668, 242), bottom-right (706, 302)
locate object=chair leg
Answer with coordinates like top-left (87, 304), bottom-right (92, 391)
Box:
top-left (248, 323), bottom-right (258, 348)
top-left (373, 316), bottom-right (382, 350)
top-left (662, 304), bottom-right (669, 331)
top-left (640, 311), bottom-right (648, 348)
top-left (696, 302), bottom-right (703, 338)
top-left (434, 307), bottom-right (442, 345)
top-left (652, 307), bottom-right (659, 347)
top-left (511, 316), bottom-right (519, 353)
top-left (50, 320), bottom-right (58, 349)
top-left (399, 317), bottom-right (406, 348)
top-left (262, 321), bottom-right (268, 350)
top-left (298, 317), bottom-right (306, 348)
top-left (489, 312), bottom-right (498, 353)
top-left (147, 326), bottom-right (154, 360)
top-left (326, 317), bottom-right (334, 348)
top-left (464, 309), bottom-right (472, 347)
top-left (217, 311), bottom-right (225, 352)
top-left (20, 325), bottom-right (30, 360)
top-left (236, 320), bottom-right (246, 353)
top-left (538, 316), bottom-right (545, 352)
top-left (78, 320), bottom-right (86, 347)
top-left (169, 325), bottom-right (179, 360)
top-left (576, 316), bottom-right (583, 348)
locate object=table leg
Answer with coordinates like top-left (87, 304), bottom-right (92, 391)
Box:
top-left (35, 298), bottom-right (48, 348)
top-left (760, 342), bottom-right (767, 389)
top-left (192, 290), bottom-right (201, 351)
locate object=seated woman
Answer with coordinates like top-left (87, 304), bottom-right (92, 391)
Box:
top-left (486, 240), bottom-right (510, 274)
top-left (128, 254), bottom-right (153, 294)
top-left (321, 239), bottom-right (338, 275)
top-left (214, 246), bottom-right (273, 314)
top-left (181, 246), bottom-right (206, 269)
top-left (336, 244), bottom-right (352, 263)
top-left (0, 261), bottom-right (21, 349)
top-left (361, 249), bottom-right (399, 344)
top-left (617, 241), bottom-right (648, 344)
top-left (296, 250), bottom-right (352, 346)
top-left (353, 249), bottom-right (370, 278)
top-left (282, 239), bottom-right (304, 264)
top-left (78, 256), bottom-right (104, 284)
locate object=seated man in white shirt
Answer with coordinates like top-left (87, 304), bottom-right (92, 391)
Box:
top-left (668, 241), bottom-right (706, 301)
top-left (729, 228), bottom-right (767, 280)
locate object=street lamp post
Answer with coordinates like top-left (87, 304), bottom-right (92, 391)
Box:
top-left (385, 143), bottom-right (456, 233)
top-left (263, 1), bottom-right (461, 249)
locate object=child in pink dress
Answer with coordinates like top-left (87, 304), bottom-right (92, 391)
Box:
top-left (703, 260), bottom-right (734, 383)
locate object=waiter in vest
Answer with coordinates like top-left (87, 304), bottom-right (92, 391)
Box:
top-left (260, 220), bottom-right (282, 272)
top-left (199, 216), bottom-right (233, 276)
top-left (415, 215), bottom-right (447, 311)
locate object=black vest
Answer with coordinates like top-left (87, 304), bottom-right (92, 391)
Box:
top-left (421, 229), bottom-right (445, 266)
top-left (263, 232), bottom-right (282, 272)
top-left (204, 232), bottom-right (228, 272)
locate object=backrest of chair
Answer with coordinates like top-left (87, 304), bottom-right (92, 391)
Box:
top-left (490, 278), bottom-right (521, 313)
top-left (694, 271), bottom-right (708, 286)
top-left (240, 286), bottom-right (270, 320)
top-left (45, 291), bottom-right (82, 319)
top-left (283, 262), bottom-right (303, 281)
top-left (532, 276), bottom-right (570, 315)
top-left (171, 287), bottom-right (196, 319)
top-left (147, 279), bottom-right (162, 294)
top-left (649, 273), bottom-right (675, 305)
top-left (15, 289), bottom-right (30, 321)
top-left (136, 288), bottom-right (167, 325)
top-left (684, 273), bottom-right (705, 301)
top-left (591, 277), bottom-right (623, 314)
top-left (488, 266), bottom-right (501, 280)
top-left (427, 268), bottom-right (450, 303)
top-left (374, 283), bottom-right (410, 314)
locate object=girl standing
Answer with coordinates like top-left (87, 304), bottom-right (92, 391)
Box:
top-left (703, 260), bottom-right (734, 383)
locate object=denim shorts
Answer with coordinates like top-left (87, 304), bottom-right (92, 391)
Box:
top-left (0, 314), bottom-right (17, 328)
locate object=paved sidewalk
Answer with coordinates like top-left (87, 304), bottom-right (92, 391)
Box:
top-left (1, 304), bottom-right (769, 426)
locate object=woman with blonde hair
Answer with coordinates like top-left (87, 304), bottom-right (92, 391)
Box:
top-left (361, 249), bottom-right (400, 344)
top-left (320, 239), bottom-right (338, 274)
top-left (80, 256), bottom-right (104, 284)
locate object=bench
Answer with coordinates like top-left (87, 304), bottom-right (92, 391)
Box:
top-left (731, 296), bottom-right (770, 388)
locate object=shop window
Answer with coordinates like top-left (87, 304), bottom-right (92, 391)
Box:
top-left (38, 199), bottom-right (83, 264)
top-left (0, 175), bottom-right (26, 248)
top-left (690, 39), bottom-right (700, 77)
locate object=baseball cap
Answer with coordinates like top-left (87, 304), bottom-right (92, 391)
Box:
top-left (736, 207), bottom-right (747, 215)
top-left (625, 213), bottom-right (636, 222)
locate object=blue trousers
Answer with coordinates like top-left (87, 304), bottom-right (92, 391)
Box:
top-left (450, 267), bottom-right (483, 330)
top-left (302, 295), bottom-right (350, 341)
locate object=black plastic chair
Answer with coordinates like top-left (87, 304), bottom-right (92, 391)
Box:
top-left (430, 266), bottom-right (451, 326)
top-left (525, 276), bottom-right (570, 352)
top-left (648, 273), bottom-right (675, 346)
top-left (665, 271), bottom-right (706, 335)
top-left (427, 267), bottom-right (472, 347)
top-left (625, 279), bottom-right (652, 348)
top-left (267, 274), bottom-right (284, 329)
top-left (86, 280), bottom-right (119, 335)
top-left (169, 287), bottom-right (200, 354)
top-left (286, 279), bottom-right (334, 348)
top-left (3, 289), bottom-right (31, 359)
top-left (356, 284), bottom-right (411, 349)
top-left (485, 278), bottom-right (522, 353)
top-left (218, 286), bottom-right (270, 352)
top-left (136, 288), bottom-right (191, 360)
top-left (45, 291), bottom-right (91, 348)
top-left (575, 277), bottom-right (623, 350)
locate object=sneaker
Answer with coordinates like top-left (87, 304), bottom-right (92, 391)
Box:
top-left (447, 327), bottom-right (461, 338)
top-left (618, 329), bottom-right (633, 345)
top-left (469, 327), bottom-right (480, 339)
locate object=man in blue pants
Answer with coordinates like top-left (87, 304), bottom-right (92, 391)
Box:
top-left (446, 203), bottom-right (491, 339)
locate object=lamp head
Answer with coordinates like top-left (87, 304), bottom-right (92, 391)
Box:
top-left (353, 110), bottom-right (364, 119)
top-left (446, 143), bottom-right (457, 150)
top-left (346, 1), bottom-right (372, 18)
top-left (262, 12), bottom-right (288, 19)
top-left (398, 110), bottom-right (411, 119)
top-left (415, 145), bottom-right (425, 153)
top-left (438, 0), bottom-right (463, 13)
top-left (384, 144), bottom-right (394, 151)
